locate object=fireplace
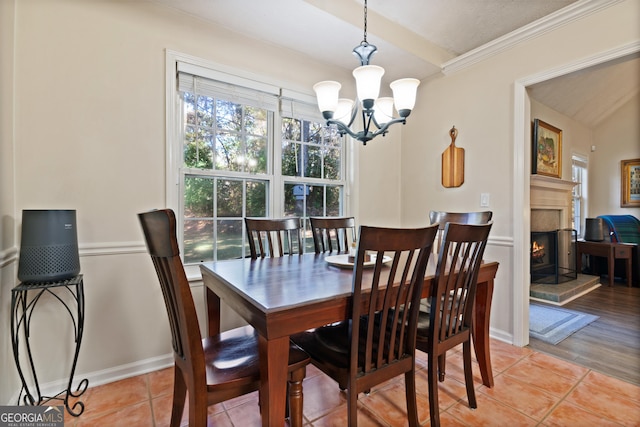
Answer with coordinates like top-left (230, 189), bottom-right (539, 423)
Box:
top-left (530, 175), bottom-right (578, 284)
top-left (531, 229), bottom-right (577, 284)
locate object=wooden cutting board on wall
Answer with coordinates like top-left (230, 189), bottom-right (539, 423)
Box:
top-left (441, 126), bottom-right (465, 188)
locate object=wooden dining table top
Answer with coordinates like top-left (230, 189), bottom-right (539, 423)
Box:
top-left (205, 253), bottom-right (359, 311)
top-left (202, 253), bottom-right (496, 310)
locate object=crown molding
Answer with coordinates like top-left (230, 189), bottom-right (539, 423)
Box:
top-left (441, 0), bottom-right (626, 75)
top-left (517, 40), bottom-right (640, 86)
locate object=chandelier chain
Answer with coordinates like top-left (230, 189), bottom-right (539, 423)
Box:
top-left (362, 0), bottom-right (368, 44)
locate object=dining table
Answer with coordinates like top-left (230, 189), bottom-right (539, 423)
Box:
top-left (200, 253), bottom-right (499, 427)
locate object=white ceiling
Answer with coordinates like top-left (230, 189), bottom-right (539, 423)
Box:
top-left (528, 53), bottom-right (640, 127)
top-left (151, 0), bottom-right (639, 128)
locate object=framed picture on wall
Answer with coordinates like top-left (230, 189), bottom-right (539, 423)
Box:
top-left (621, 158), bottom-right (640, 207)
top-left (532, 119), bottom-right (562, 178)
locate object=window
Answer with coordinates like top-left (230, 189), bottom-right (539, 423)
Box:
top-left (281, 100), bottom-right (345, 252)
top-left (571, 154), bottom-right (588, 237)
top-left (170, 57), bottom-right (346, 268)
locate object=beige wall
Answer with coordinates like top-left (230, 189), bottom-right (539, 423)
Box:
top-left (1, 0), bottom-right (638, 403)
top-left (591, 93), bottom-right (640, 217)
top-left (0, 0), bottom-right (17, 406)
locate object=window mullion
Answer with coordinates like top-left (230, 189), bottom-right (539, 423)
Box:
top-left (272, 111), bottom-right (283, 217)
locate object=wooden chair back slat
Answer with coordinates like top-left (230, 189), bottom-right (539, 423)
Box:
top-left (310, 217), bottom-right (356, 254)
top-left (245, 217), bottom-right (303, 258)
top-left (429, 210), bottom-right (492, 253)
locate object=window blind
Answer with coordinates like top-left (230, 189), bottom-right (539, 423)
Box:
top-left (280, 88), bottom-right (323, 122)
top-left (572, 154), bottom-right (588, 169)
top-left (177, 72), bottom-right (279, 111)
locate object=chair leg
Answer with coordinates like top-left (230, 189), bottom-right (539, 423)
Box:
top-left (462, 341), bottom-right (477, 409)
top-left (170, 368), bottom-right (187, 427)
top-left (428, 353), bottom-right (440, 427)
top-left (186, 375), bottom-right (208, 426)
top-left (438, 353), bottom-right (446, 382)
top-left (287, 366), bottom-right (306, 427)
top-left (404, 370), bottom-right (419, 427)
top-left (347, 386), bottom-right (359, 427)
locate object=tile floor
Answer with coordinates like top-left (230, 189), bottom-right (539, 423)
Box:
top-left (63, 339), bottom-right (640, 426)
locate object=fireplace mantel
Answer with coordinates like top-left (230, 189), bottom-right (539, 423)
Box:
top-left (530, 175), bottom-right (577, 193)
top-left (530, 175), bottom-right (577, 231)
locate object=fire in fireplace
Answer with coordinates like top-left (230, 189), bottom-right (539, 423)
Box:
top-left (531, 229), bottom-right (577, 284)
top-left (531, 241), bottom-right (545, 263)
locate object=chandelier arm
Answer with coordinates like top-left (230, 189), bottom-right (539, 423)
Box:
top-left (369, 117), bottom-right (407, 137)
top-left (326, 119), bottom-right (363, 140)
top-left (324, 115), bottom-right (407, 145)
top-left (361, 108), bottom-right (373, 140)
top-left (370, 114), bottom-right (384, 130)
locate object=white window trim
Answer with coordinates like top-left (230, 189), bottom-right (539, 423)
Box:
top-left (571, 151), bottom-right (589, 237)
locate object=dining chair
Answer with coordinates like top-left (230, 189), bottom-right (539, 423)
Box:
top-left (426, 210), bottom-right (493, 381)
top-left (415, 222), bottom-right (492, 427)
top-left (429, 210), bottom-right (493, 251)
top-left (138, 209), bottom-right (310, 427)
top-left (310, 216), bottom-right (356, 254)
top-left (245, 217), bottom-right (303, 258)
top-left (292, 224), bottom-right (439, 427)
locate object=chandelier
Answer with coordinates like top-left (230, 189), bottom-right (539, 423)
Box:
top-left (313, 0), bottom-right (420, 145)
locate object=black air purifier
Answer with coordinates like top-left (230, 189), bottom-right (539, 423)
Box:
top-left (17, 210), bottom-right (80, 283)
top-left (583, 218), bottom-right (604, 241)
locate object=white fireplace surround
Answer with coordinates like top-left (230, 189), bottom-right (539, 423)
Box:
top-left (530, 175), bottom-right (577, 231)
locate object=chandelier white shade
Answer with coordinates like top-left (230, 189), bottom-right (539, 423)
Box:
top-left (390, 78), bottom-right (420, 113)
top-left (353, 65), bottom-right (384, 106)
top-left (373, 97), bottom-right (394, 125)
top-left (313, 0), bottom-right (420, 144)
top-left (335, 98), bottom-right (355, 122)
top-left (313, 81), bottom-right (341, 113)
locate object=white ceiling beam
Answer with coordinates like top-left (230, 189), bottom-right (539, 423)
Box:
top-left (304, 0), bottom-right (454, 69)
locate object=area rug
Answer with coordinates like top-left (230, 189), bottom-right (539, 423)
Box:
top-left (529, 303), bottom-right (599, 345)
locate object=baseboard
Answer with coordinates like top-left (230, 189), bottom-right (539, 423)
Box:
top-left (8, 353), bottom-right (173, 406)
top-left (489, 327), bottom-right (514, 345)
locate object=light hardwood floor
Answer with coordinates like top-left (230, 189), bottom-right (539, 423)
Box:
top-left (528, 279), bottom-right (640, 386)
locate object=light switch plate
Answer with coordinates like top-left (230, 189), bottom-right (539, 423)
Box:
top-left (480, 193), bottom-right (490, 207)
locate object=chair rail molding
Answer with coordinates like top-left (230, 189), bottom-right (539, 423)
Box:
top-left (79, 241), bottom-right (146, 257)
top-left (0, 246), bottom-right (18, 268)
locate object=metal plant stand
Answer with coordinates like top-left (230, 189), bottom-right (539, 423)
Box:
top-left (11, 275), bottom-right (88, 416)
